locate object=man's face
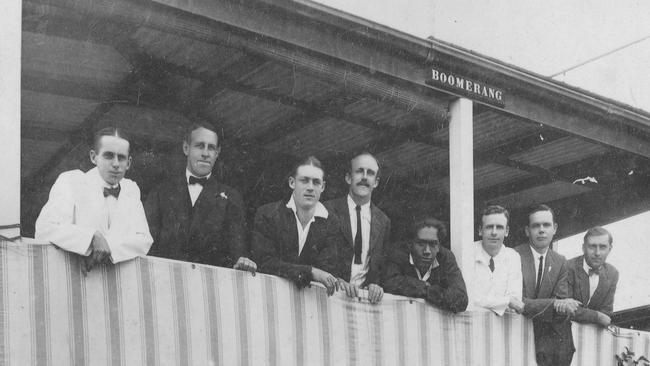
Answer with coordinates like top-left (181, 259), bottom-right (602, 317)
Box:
top-left (525, 210), bottom-right (557, 251)
top-left (479, 213), bottom-right (509, 253)
top-left (410, 226), bottom-right (440, 270)
top-left (183, 127), bottom-right (220, 177)
top-left (583, 234), bottom-right (612, 269)
top-left (345, 154), bottom-right (379, 202)
top-left (90, 135), bottom-right (131, 186)
top-left (289, 164), bottom-right (325, 210)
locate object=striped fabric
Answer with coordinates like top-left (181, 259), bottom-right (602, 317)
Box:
top-left (0, 242), bottom-right (647, 365)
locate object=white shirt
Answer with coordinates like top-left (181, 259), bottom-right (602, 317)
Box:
top-left (409, 254), bottom-right (439, 281)
top-left (285, 195), bottom-right (329, 255)
top-left (464, 242), bottom-right (522, 315)
top-left (186, 169), bottom-right (212, 206)
top-left (347, 195), bottom-right (371, 287)
top-left (530, 246), bottom-right (548, 288)
top-left (583, 259), bottom-right (600, 301)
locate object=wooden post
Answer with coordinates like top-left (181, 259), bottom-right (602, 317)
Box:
top-left (448, 98), bottom-right (473, 268)
top-left (0, 0), bottom-right (22, 240)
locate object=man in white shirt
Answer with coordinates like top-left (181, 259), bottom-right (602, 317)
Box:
top-left (35, 127), bottom-right (153, 275)
top-left (464, 205), bottom-right (522, 315)
top-left (251, 156), bottom-right (349, 295)
top-left (325, 153), bottom-right (391, 303)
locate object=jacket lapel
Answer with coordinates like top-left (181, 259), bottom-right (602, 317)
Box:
top-left (170, 174), bottom-right (193, 230)
top-left (281, 206), bottom-right (301, 260)
top-left (520, 246), bottom-right (537, 299)
top-left (538, 251), bottom-right (558, 298)
top-left (573, 256), bottom-right (591, 304)
top-left (369, 204), bottom-right (381, 254)
top-left (587, 266), bottom-right (609, 308)
top-left (189, 177), bottom-right (221, 235)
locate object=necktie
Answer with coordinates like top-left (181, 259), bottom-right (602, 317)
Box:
top-left (354, 205), bottom-right (362, 264)
top-left (189, 176), bottom-right (208, 185)
top-left (535, 255), bottom-right (544, 296)
top-left (489, 257), bottom-right (495, 272)
top-left (103, 185), bottom-right (120, 198)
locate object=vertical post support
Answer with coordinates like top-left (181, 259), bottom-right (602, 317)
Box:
top-left (0, 0), bottom-right (22, 240)
top-left (448, 97), bottom-right (473, 269)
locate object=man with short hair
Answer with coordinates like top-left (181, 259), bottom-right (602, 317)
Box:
top-left (511, 204), bottom-right (581, 366)
top-left (35, 127), bottom-right (153, 274)
top-left (463, 205), bottom-right (522, 315)
top-left (567, 226), bottom-right (619, 327)
top-left (383, 217), bottom-right (468, 313)
top-left (251, 156), bottom-right (350, 295)
top-left (324, 152), bottom-right (391, 304)
top-left (145, 121), bottom-right (256, 272)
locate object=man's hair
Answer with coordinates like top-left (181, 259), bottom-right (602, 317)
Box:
top-left (93, 127), bottom-right (130, 154)
top-left (527, 204), bottom-right (556, 225)
top-left (584, 226), bottom-right (613, 246)
top-left (291, 155), bottom-right (325, 178)
top-left (413, 216), bottom-right (447, 243)
top-left (481, 205), bottom-right (510, 226)
top-left (348, 152), bottom-right (380, 177)
top-left (184, 120), bottom-right (221, 146)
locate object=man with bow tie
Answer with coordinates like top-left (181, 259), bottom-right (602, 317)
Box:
top-left (566, 227), bottom-right (618, 327)
top-left (35, 127), bottom-right (153, 275)
top-left (144, 121), bottom-right (256, 273)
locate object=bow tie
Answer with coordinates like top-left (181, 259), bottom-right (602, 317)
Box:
top-left (189, 176), bottom-right (208, 186)
top-left (588, 267), bottom-right (601, 276)
top-left (103, 185), bottom-right (121, 198)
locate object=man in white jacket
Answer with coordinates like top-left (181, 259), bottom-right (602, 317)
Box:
top-left (464, 205), bottom-right (522, 315)
top-left (35, 127), bottom-right (153, 274)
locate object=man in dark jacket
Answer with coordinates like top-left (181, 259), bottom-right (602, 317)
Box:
top-left (567, 226), bottom-right (619, 327)
top-left (325, 152), bottom-right (391, 303)
top-left (252, 156), bottom-right (351, 295)
top-left (145, 121), bottom-right (256, 272)
top-left (383, 217), bottom-right (467, 313)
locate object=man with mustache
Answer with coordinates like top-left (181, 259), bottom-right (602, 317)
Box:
top-left (35, 127), bottom-right (153, 275)
top-left (464, 205), bottom-right (522, 315)
top-left (324, 153), bottom-right (391, 303)
top-left (251, 156), bottom-right (350, 295)
top-left (382, 216), bottom-right (468, 312)
top-left (566, 226), bottom-right (618, 327)
top-left (145, 121), bottom-right (256, 272)
top-left (511, 204), bottom-right (581, 366)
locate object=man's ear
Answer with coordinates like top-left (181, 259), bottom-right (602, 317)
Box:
top-left (344, 172), bottom-right (352, 186)
top-left (215, 145), bottom-right (221, 159)
top-left (321, 180), bottom-right (326, 193)
top-left (477, 225), bottom-right (483, 237)
top-left (505, 225), bottom-right (509, 237)
top-left (288, 176), bottom-right (295, 190)
top-left (524, 225), bottom-right (531, 238)
top-left (89, 150), bottom-right (97, 165)
top-left (182, 140), bottom-right (189, 156)
top-left (126, 156), bottom-right (132, 171)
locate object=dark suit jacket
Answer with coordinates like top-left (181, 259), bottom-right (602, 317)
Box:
top-left (251, 199), bottom-right (351, 288)
top-left (144, 174), bottom-right (247, 267)
top-left (324, 197), bottom-right (391, 287)
top-left (567, 255), bottom-right (618, 324)
top-left (514, 244), bottom-right (574, 366)
top-left (382, 245), bottom-right (468, 313)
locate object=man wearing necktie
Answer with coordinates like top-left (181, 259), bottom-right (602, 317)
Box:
top-left (145, 121), bottom-right (256, 273)
top-left (512, 204), bottom-right (581, 366)
top-left (324, 153), bottom-right (391, 304)
top-left (35, 127), bottom-right (153, 275)
top-left (566, 226), bottom-right (618, 327)
top-left (382, 217), bottom-right (468, 313)
top-left (463, 205), bottom-right (522, 315)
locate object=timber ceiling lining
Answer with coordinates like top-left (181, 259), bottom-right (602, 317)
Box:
top-left (95, 105), bottom-right (189, 143)
top-left (204, 90), bottom-right (301, 140)
top-left (509, 137), bottom-right (611, 170)
top-left (376, 142), bottom-right (449, 178)
top-left (238, 61), bottom-right (342, 103)
top-left (343, 97), bottom-right (426, 129)
top-left (132, 28), bottom-right (245, 76)
top-left (474, 163), bottom-right (534, 191)
top-left (488, 181), bottom-right (591, 209)
top-left (22, 31), bottom-right (130, 86)
top-left (21, 91), bottom-right (97, 130)
top-left (264, 117), bottom-right (381, 158)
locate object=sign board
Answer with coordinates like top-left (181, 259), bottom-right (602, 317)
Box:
top-left (426, 67), bottom-right (505, 107)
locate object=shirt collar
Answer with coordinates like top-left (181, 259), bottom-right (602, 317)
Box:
top-left (475, 242), bottom-right (499, 264)
top-left (286, 195), bottom-right (329, 219)
top-left (186, 169), bottom-right (211, 184)
top-left (346, 195), bottom-right (371, 216)
top-left (89, 167), bottom-right (119, 189)
top-left (583, 258), bottom-right (600, 275)
top-left (529, 245), bottom-right (548, 260)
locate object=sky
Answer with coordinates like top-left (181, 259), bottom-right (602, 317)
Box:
top-left (312, 0), bottom-right (650, 113)
top-left (312, 0), bottom-right (650, 311)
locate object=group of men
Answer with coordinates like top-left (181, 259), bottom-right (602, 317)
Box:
top-left (35, 122), bottom-right (619, 366)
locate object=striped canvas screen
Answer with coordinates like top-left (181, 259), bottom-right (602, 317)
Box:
top-left (0, 242), bottom-right (648, 365)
